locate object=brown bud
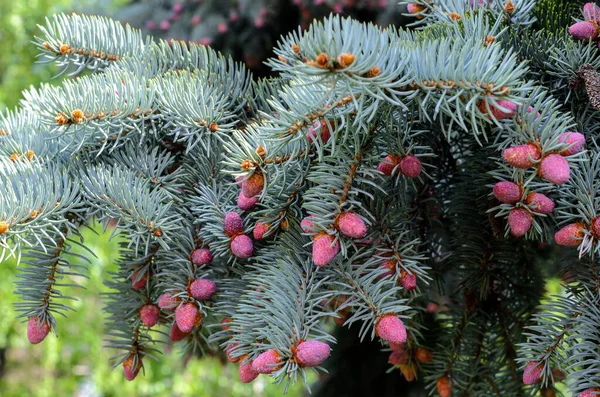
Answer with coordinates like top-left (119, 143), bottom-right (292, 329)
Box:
top-left (449, 12), bottom-right (461, 20)
top-left (0, 129), bottom-right (7, 136)
top-left (255, 145), bottom-right (267, 158)
top-left (437, 376), bottom-right (453, 397)
top-left (484, 36), bottom-right (495, 46)
top-left (209, 122), bottom-right (219, 132)
top-left (9, 153), bottom-right (19, 162)
top-left (292, 44), bottom-right (300, 55)
top-left (55, 113), bottom-right (69, 125)
top-left (366, 66), bottom-right (381, 78)
top-left (278, 55), bottom-right (288, 64)
top-left (59, 44), bottom-right (71, 55)
top-left (153, 227), bottom-right (163, 237)
top-left (27, 150), bottom-right (34, 161)
top-left (280, 218), bottom-right (289, 230)
top-left (241, 159), bottom-right (253, 170)
top-left (0, 221), bottom-right (8, 235)
top-left (504, 0), bottom-right (514, 14)
top-left (316, 53), bottom-right (330, 68)
top-left (337, 53), bottom-right (355, 68)
top-left (71, 109), bottom-right (85, 124)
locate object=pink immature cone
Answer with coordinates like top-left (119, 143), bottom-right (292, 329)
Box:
top-left (399, 270), bottom-right (417, 290)
top-left (241, 173), bottom-right (264, 197)
top-left (379, 259), bottom-right (396, 278)
top-left (407, 3), bottom-right (426, 13)
top-left (191, 248), bottom-right (213, 266)
top-left (489, 99), bottom-right (517, 120)
top-left (123, 356), bottom-right (142, 381)
top-left (336, 212), bottom-right (367, 239)
top-left (579, 388), bottom-right (600, 397)
top-left (191, 15), bottom-right (201, 26)
top-left (252, 349), bottom-right (282, 374)
top-left (502, 144), bottom-right (541, 169)
top-left (523, 361), bottom-right (543, 385)
top-left (508, 208), bottom-right (533, 237)
top-left (312, 233), bottom-right (340, 267)
top-left (539, 154), bottom-right (570, 185)
top-left (239, 358), bottom-right (259, 383)
top-left (377, 154), bottom-right (401, 176)
top-left (230, 234), bottom-right (254, 258)
top-left (169, 322), bottom-right (190, 341)
top-left (295, 340), bottom-right (331, 367)
top-left (301, 216), bottom-right (316, 233)
top-left (400, 155), bottom-right (422, 178)
top-left (227, 343), bottom-right (241, 363)
top-left (306, 120), bottom-right (331, 143)
top-left (592, 217), bottom-right (600, 237)
top-left (554, 223), bottom-right (585, 246)
top-left (238, 192), bottom-right (259, 210)
top-left (569, 21), bottom-right (599, 40)
top-left (525, 192), bottom-right (554, 214)
top-left (493, 181), bottom-right (521, 204)
top-left (175, 302), bottom-right (201, 333)
top-left (189, 278), bottom-right (217, 300)
top-left (159, 20), bottom-right (170, 31)
top-left (559, 131), bottom-right (585, 155)
top-left (27, 316), bottom-right (50, 344)
top-left (217, 22), bottom-right (228, 34)
top-left (253, 221), bottom-right (269, 240)
top-left (224, 212), bottom-right (244, 236)
top-left (132, 268), bottom-right (148, 290)
top-left (584, 2), bottom-right (600, 20)
top-left (376, 314), bottom-right (407, 344)
top-left (139, 304), bottom-right (160, 327)
top-left (158, 292), bottom-right (178, 310)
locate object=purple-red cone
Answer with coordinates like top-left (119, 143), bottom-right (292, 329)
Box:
top-left (239, 357), bottom-right (259, 383)
top-left (169, 322), bottom-right (190, 341)
top-left (295, 340), bottom-right (331, 367)
top-left (400, 155), bottom-right (422, 178)
top-left (139, 304), bottom-right (160, 327)
top-left (189, 278), bottom-right (217, 300)
top-left (306, 120), bottom-right (331, 143)
top-left (493, 181), bottom-right (521, 204)
top-left (389, 348), bottom-right (408, 365)
top-left (175, 302), bottom-right (201, 333)
top-left (241, 173), bottom-right (264, 197)
top-left (230, 234), bottom-right (254, 258)
top-left (238, 192), bottom-right (259, 210)
top-left (525, 192), bottom-right (554, 214)
top-left (132, 268), bottom-right (148, 290)
top-left (312, 233), bottom-right (340, 267)
top-left (399, 270), bottom-right (417, 290)
top-left (224, 212), bottom-right (244, 236)
top-left (377, 155), bottom-right (401, 176)
top-left (502, 143), bottom-right (541, 168)
top-left (253, 221), bottom-right (269, 240)
top-left (27, 316), bottom-right (50, 344)
top-left (376, 314), bottom-right (407, 344)
top-left (592, 217), bottom-right (600, 237)
top-left (336, 212), bottom-right (367, 239)
top-left (123, 356), bottom-right (142, 381)
top-left (508, 208), bottom-right (533, 237)
top-left (226, 343), bottom-right (241, 363)
top-left (301, 216), bottom-right (316, 233)
top-left (252, 349), bottom-right (282, 374)
top-left (523, 361), bottom-right (543, 385)
top-left (559, 131), bottom-right (585, 155)
top-left (487, 99), bottom-right (517, 120)
top-left (191, 248), bottom-right (213, 266)
top-left (569, 21), bottom-right (599, 40)
top-left (584, 2), bottom-right (600, 20)
top-left (554, 223), bottom-right (585, 246)
top-left (539, 154), bottom-right (570, 184)
top-left (158, 292), bottom-right (178, 310)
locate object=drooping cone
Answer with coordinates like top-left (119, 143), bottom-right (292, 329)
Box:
top-left (230, 234), bottom-right (254, 258)
top-left (508, 208), bottom-right (533, 237)
top-left (252, 349), bottom-right (283, 374)
top-left (306, 120), bottom-right (331, 143)
top-left (237, 192), bottom-right (259, 210)
top-left (132, 267), bottom-right (148, 290)
top-left (336, 212), bottom-right (367, 239)
top-left (189, 278), bottom-right (217, 300)
top-left (523, 361), bottom-right (543, 385)
top-left (301, 216), bottom-right (316, 233)
top-left (312, 233), bottom-right (340, 266)
top-left (191, 248), bottom-right (213, 266)
top-left (158, 292), bottom-right (178, 310)
top-left (239, 357), bottom-right (259, 383)
top-left (437, 376), bottom-right (453, 397)
top-left (123, 355), bottom-right (142, 381)
top-left (568, 21), bottom-right (599, 40)
top-left (295, 340), bottom-right (331, 367)
top-left (169, 322), bottom-right (190, 341)
top-left (400, 155), bottom-right (422, 178)
top-left (502, 143), bottom-right (541, 168)
top-left (584, 2), bottom-right (600, 20)
top-left (407, 3), bottom-right (426, 13)
top-left (241, 172), bottom-right (264, 197)
top-left (224, 212), bottom-right (244, 236)
top-left (554, 223), bottom-right (585, 246)
top-left (525, 192), bottom-right (554, 214)
top-left (27, 316), bottom-right (50, 344)
top-left (539, 154), bottom-right (570, 184)
top-left (139, 304), bottom-right (160, 327)
top-left (493, 181), bottom-right (521, 204)
top-left (415, 347), bottom-right (433, 363)
top-left (227, 343), bottom-right (241, 363)
top-left (253, 221), bottom-right (269, 240)
top-left (399, 269), bottom-right (417, 290)
top-left (376, 314), bottom-right (407, 344)
top-left (377, 155), bottom-right (401, 176)
top-left (558, 131), bottom-right (585, 156)
top-left (175, 302), bottom-right (202, 333)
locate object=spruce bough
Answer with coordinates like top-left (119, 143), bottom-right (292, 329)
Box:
top-left (2, 1), bottom-right (600, 395)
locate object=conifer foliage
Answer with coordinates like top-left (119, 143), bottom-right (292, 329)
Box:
top-left (2, 1), bottom-right (600, 395)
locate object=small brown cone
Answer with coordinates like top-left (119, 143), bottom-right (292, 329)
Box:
top-left (437, 376), bottom-right (453, 397)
